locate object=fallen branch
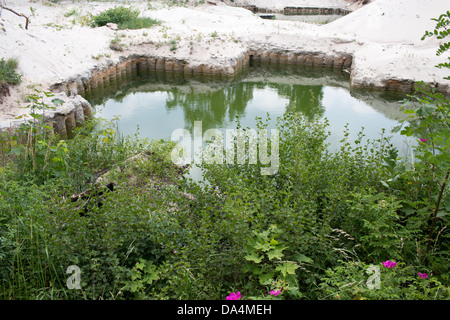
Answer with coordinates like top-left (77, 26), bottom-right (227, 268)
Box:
top-left (0, 4), bottom-right (30, 29)
top-left (70, 182), bottom-right (115, 203)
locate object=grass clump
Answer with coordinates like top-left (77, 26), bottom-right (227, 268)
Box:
top-left (64, 8), bottom-right (78, 18)
top-left (92, 6), bottom-right (160, 30)
top-left (119, 16), bottom-right (160, 30)
top-left (0, 58), bottom-right (22, 86)
top-left (0, 58), bottom-right (22, 102)
top-left (109, 34), bottom-right (124, 52)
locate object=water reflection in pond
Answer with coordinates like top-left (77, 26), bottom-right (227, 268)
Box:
top-left (83, 64), bottom-right (413, 161)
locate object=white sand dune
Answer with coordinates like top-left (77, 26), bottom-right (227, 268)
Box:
top-left (325, 0), bottom-right (446, 45)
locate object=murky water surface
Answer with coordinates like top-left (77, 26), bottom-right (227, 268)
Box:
top-left (84, 65), bottom-right (413, 162)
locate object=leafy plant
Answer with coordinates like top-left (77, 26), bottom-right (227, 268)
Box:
top-left (122, 259), bottom-right (161, 299)
top-left (242, 225), bottom-right (302, 299)
top-left (64, 8), bottom-right (78, 18)
top-left (119, 16), bottom-right (160, 30)
top-left (169, 39), bottom-right (177, 51)
top-left (93, 6), bottom-right (139, 27)
top-left (319, 260), bottom-right (448, 300)
top-left (6, 91), bottom-right (69, 179)
top-left (393, 11), bottom-right (450, 266)
top-left (0, 58), bottom-right (22, 86)
top-left (422, 10), bottom-right (450, 80)
top-left (109, 34), bottom-right (124, 51)
top-left (92, 6), bottom-right (159, 30)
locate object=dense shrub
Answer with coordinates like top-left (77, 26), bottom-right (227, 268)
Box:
top-left (0, 95), bottom-right (448, 299)
top-left (93, 6), bottom-right (140, 27)
top-left (0, 109), bottom-right (186, 299)
top-left (92, 6), bottom-right (159, 30)
top-left (319, 260), bottom-right (448, 300)
top-left (0, 58), bottom-right (22, 86)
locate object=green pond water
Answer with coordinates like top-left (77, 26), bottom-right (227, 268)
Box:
top-left (83, 64), bottom-right (414, 177)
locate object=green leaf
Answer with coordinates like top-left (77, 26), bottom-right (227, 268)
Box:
top-left (52, 98), bottom-right (64, 106)
top-left (259, 229), bottom-right (271, 239)
top-left (269, 238), bottom-right (278, 246)
top-left (244, 252), bottom-right (263, 264)
top-left (380, 181), bottom-right (390, 188)
top-left (130, 269), bottom-right (141, 281)
top-left (436, 210), bottom-right (449, 218)
top-left (258, 272), bottom-right (275, 285)
top-left (275, 262), bottom-right (299, 277)
top-left (135, 261), bottom-right (145, 270)
top-left (7, 148), bottom-right (22, 156)
top-left (130, 282), bottom-right (142, 293)
top-left (30, 113), bottom-right (43, 120)
top-left (293, 253), bottom-right (313, 264)
top-left (255, 241), bottom-right (271, 252)
top-left (143, 273), bottom-right (159, 285)
top-left (267, 247), bottom-right (286, 260)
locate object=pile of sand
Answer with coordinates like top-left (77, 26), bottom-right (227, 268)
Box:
top-left (323, 0), bottom-right (448, 89)
top-left (325, 0), bottom-right (445, 45)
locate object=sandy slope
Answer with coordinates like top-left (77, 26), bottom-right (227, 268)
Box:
top-left (323, 0), bottom-right (449, 90)
top-left (326, 0), bottom-right (444, 44)
top-left (0, 0), bottom-right (449, 125)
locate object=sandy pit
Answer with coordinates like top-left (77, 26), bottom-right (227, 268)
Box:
top-left (0, 0), bottom-right (449, 128)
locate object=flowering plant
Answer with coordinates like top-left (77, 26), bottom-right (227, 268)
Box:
top-left (226, 291), bottom-right (241, 300)
top-left (382, 260), bottom-right (397, 268)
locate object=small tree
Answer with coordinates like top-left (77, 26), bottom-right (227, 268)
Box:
top-left (396, 11), bottom-right (450, 262)
top-left (422, 11), bottom-right (450, 80)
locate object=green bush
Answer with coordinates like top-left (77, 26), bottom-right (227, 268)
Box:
top-left (319, 260), bottom-right (449, 300)
top-left (119, 16), bottom-right (160, 30)
top-left (0, 104), bottom-right (185, 299)
top-left (93, 6), bottom-right (140, 27)
top-left (0, 105), bottom-right (448, 300)
top-left (92, 6), bottom-right (159, 30)
top-left (0, 58), bottom-right (22, 86)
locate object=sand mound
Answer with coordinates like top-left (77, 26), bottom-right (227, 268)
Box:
top-left (325, 0), bottom-right (447, 45)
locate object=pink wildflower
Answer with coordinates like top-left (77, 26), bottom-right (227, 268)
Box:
top-left (382, 260), bottom-right (397, 268)
top-left (226, 291), bottom-right (241, 300)
top-left (269, 290), bottom-right (281, 296)
top-left (420, 139), bottom-right (427, 142)
top-left (418, 273), bottom-right (428, 279)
